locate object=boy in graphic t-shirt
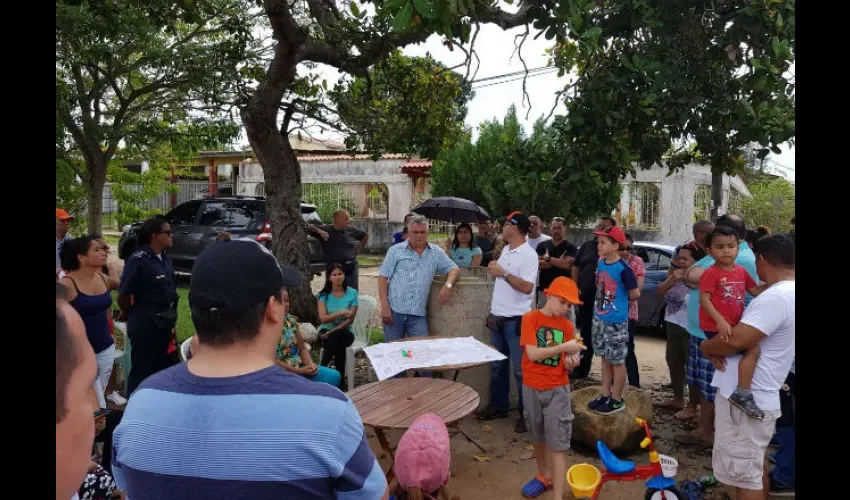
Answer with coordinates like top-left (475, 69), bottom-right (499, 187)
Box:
top-left (587, 226), bottom-right (640, 415)
top-left (518, 277), bottom-right (586, 500)
top-left (699, 226), bottom-right (763, 419)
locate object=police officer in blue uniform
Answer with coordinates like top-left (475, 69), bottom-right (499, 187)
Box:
top-left (117, 217), bottom-right (178, 395)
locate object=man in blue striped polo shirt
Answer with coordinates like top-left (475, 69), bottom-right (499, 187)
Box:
top-left (112, 240), bottom-right (388, 500)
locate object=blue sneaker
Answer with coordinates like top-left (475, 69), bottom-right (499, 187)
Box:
top-left (594, 397), bottom-right (626, 415)
top-left (588, 395), bottom-right (610, 411)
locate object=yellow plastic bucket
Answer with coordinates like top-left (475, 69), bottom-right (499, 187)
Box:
top-left (566, 463), bottom-right (601, 498)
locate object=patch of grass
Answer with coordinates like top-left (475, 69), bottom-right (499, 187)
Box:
top-left (368, 326), bottom-right (384, 345)
top-left (103, 234), bottom-right (120, 247)
top-left (357, 255), bottom-right (384, 266)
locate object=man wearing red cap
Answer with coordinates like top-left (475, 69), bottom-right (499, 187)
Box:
top-left (56, 208), bottom-right (74, 278)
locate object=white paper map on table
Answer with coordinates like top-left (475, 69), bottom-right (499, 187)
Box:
top-left (363, 336), bottom-right (507, 381)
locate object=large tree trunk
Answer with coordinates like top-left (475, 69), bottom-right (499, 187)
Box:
top-left (240, 40), bottom-right (317, 324)
top-left (84, 156), bottom-right (108, 235)
top-left (710, 170), bottom-right (723, 221)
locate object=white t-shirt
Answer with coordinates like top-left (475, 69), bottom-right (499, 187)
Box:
top-left (490, 241), bottom-right (539, 317)
top-left (711, 280), bottom-right (795, 410)
top-left (526, 233), bottom-right (552, 252)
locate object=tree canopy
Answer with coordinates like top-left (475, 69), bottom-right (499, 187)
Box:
top-left (56, 0), bottom-right (255, 232)
top-left (330, 51), bottom-right (473, 159)
top-left (432, 106), bottom-right (620, 222)
top-left (741, 177), bottom-right (794, 233)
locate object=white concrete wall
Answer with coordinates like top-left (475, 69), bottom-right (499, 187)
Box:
top-left (620, 163), bottom-right (751, 245)
top-left (238, 158), bottom-right (415, 222)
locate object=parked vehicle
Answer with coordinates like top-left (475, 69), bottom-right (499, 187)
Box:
top-left (632, 241), bottom-right (677, 329)
top-left (119, 196), bottom-right (326, 275)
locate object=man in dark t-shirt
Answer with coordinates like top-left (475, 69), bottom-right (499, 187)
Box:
top-left (570, 217), bottom-right (616, 378)
top-left (536, 217), bottom-right (577, 298)
top-left (307, 209), bottom-right (368, 290)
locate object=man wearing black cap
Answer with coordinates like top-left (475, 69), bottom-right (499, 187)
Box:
top-left (479, 211), bottom-right (539, 433)
top-left (112, 240), bottom-right (388, 500)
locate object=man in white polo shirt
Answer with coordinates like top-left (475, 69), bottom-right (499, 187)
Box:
top-left (701, 234), bottom-right (795, 499)
top-left (478, 211), bottom-right (539, 433)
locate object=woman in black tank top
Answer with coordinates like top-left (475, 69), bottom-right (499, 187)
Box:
top-left (59, 235), bottom-right (120, 409)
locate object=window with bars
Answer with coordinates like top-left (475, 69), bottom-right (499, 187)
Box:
top-left (301, 183), bottom-right (389, 221)
top-left (694, 185), bottom-right (712, 221)
top-left (628, 182), bottom-right (661, 229)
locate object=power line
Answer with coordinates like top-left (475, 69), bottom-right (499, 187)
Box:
top-left (468, 66), bottom-right (555, 84)
top-left (471, 68), bottom-right (559, 89)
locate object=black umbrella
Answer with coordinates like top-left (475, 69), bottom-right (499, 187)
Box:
top-left (411, 197), bottom-right (491, 223)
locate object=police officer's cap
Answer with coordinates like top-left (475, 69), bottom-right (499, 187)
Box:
top-left (189, 240), bottom-right (301, 316)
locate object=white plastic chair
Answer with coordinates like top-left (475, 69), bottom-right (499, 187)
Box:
top-left (180, 336), bottom-right (193, 362)
top-left (320, 294), bottom-right (377, 389)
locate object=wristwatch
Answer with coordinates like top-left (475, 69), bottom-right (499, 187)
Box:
top-left (445, 282), bottom-right (453, 289)
top-left (502, 271), bottom-right (510, 280)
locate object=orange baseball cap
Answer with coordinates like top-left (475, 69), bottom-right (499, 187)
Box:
top-left (56, 208), bottom-right (74, 220)
top-left (544, 276), bottom-right (583, 305)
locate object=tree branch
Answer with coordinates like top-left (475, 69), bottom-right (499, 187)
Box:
top-left (298, 3), bottom-right (537, 76)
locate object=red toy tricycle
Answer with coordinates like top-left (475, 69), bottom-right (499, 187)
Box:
top-left (566, 417), bottom-right (682, 499)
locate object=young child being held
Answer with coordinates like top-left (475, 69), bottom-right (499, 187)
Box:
top-left (588, 226), bottom-right (640, 415)
top-left (699, 226), bottom-right (763, 419)
top-left (519, 277), bottom-right (586, 499)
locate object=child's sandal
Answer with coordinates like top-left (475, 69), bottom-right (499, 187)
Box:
top-left (521, 474), bottom-right (552, 499)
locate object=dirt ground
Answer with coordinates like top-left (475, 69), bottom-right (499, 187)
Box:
top-left (318, 267), bottom-right (724, 500)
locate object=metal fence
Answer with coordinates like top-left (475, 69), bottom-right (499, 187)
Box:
top-left (101, 180), bottom-right (235, 230)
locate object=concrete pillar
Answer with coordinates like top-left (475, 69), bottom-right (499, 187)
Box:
top-left (208, 159), bottom-right (217, 196)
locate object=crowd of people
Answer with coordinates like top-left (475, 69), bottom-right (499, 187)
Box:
top-left (379, 210), bottom-right (794, 499)
top-left (57, 203), bottom-right (794, 500)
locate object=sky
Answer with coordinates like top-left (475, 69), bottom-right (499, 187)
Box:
top-left (279, 21), bottom-right (796, 181)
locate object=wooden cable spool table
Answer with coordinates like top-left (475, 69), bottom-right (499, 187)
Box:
top-left (348, 377), bottom-right (480, 486)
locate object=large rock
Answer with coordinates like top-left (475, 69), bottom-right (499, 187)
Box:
top-left (571, 385), bottom-right (654, 455)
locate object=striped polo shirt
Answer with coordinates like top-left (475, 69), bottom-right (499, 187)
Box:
top-left (112, 363), bottom-right (386, 499)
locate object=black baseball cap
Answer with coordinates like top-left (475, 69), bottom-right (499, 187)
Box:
top-left (189, 240), bottom-right (301, 316)
top-left (505, 211), bottom-right (531, 233)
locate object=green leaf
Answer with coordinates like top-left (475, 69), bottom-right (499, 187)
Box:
top-left (349, 1), bottom-right (360, 17)
top-left (770, 146), bottom-right (782, 155)
top-left (413, 0), bottom-right (437, 19)
top-left (776, 13), bottom-right (784, 30)
top-left (391, 2), bottom-right (414, 32)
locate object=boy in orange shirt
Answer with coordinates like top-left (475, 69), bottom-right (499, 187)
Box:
top-left (519, 277), bottom-right (587, 499)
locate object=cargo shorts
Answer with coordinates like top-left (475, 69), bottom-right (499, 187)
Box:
top-left (591, 318), bottom-right (629, 365)
top-left (522, 385), bottom-right (574, 452)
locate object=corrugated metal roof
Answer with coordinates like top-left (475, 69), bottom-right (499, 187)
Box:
top-left (298, 153), bottom-right (410, 162)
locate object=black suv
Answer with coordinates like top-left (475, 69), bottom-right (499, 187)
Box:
top-left (119, 196), bottom-right (326, 274)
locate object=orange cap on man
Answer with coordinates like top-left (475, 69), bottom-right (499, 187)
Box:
top-left (544, 276), bottom-right (583, 305)
top-left (56, 208), bottom-right (74, 220)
